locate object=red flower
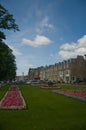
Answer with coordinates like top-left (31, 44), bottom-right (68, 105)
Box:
top-left (0, 86), bottom-right (26, 109)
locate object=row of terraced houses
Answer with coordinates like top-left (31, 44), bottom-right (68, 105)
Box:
top-left (28, 55), bottom-right (86, 83)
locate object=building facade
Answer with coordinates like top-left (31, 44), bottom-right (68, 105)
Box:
top-left (28, 55), bottom-right (86, 83)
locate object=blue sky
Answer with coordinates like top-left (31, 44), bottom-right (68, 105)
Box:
top-left (1, 0), bottom-right (86, 76)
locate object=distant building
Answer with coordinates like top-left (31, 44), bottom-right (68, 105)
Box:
top-left (28, 55), bottom-right (86, 83)
top-left (16, 75), bottom-right (28, 81)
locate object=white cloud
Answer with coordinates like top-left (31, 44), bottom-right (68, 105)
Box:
top-left (76, 47), bottom-right (86, 54)
top-left (8, 44), bottom-right (22, 56)
top-left (40, 16), bottom-right (54, 29)
top-left (77, 35), bottom-right (86, 47)
top-left (59, 50), bottom-right (76, 58)
top-left (59, 35), bottom-right (86, 59)
top-left (60, 43), bottom-right (77, 50)
top-left (36, 16), bottom-right (54, 34)
top-left (22, 35), bottom-right (52, 47)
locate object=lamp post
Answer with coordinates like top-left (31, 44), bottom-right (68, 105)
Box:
top-left (22, 72), bottom-right (24, 81)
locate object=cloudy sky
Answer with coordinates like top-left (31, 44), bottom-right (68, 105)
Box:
top-left (1, 0), bottom-right (86, 76)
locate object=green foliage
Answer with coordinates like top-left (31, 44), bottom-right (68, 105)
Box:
top-left (0, 31), bottom-right (5, 40)
top-left (0, 4), bottom-right (19, 41)
top-left (0, 41), bottom-right (16, 80)
top-left (0, 4), bottom-right (19, 80)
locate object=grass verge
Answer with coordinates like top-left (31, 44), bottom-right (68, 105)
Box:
top-left (0, 84), bottom-right (86, 130)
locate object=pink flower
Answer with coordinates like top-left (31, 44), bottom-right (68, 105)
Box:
top-left (0, 86), bottom-right (26, 109)
top-left (54, 89), bottom-right (86, 101)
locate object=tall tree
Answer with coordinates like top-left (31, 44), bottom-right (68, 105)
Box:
top-left (0, 41), bottom-right (17, 80)
top-left (0, 4), bottom-right (19, 80)
top-left (0, 4), bottom-right (19, 41)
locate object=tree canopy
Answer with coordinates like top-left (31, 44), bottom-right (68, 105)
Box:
top-left (0, 4), bottom-right (19, 41)
top-left (0, 41), bottom-right (17, 81)
top-left (0, 4), bottom-right (19, 81)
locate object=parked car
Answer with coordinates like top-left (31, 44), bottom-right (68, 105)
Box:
top-left (72, 80), bottom-right (85, 84)
top-left (30, 80), bottom-right (40, 85)
top-left (0, 81), bottom-right (5, 87)
top-left (27, 80), bottom-right (42, 85)
top-left (16, 80), bottom-right (25, 84)
top-left (26, 80), bottom-right (32, 85)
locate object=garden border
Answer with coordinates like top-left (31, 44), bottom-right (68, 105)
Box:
top-left (0, 86), bottom-right (26, 110)
top-left (53, 90), bottom-right (86, 102)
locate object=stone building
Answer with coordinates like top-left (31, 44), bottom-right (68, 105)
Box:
top-left (16, 75), bottom-right (28, 81)
top-left (28, 55), bottom-right (86, 83)
top-left (28, 67), bottom-right (43, 80)
top-left (70, 55), bottom-right (86, 83)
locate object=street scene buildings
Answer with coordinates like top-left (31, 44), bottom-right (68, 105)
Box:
top-left (28, 55), bottom-right (86, 84)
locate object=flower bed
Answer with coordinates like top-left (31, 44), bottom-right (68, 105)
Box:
top-left (0, 85), bottom-right (26, 109)
top-left (41, 86), bottom-right (60, 89)
top-left (53, 89), bottom-right (86, 102)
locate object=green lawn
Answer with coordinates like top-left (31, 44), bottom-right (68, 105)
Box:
top-left (0, 84), bottom-right (86, 130)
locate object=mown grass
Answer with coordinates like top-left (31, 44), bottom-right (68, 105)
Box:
top-left (0, 84), bottom-right (86, 130)
top-left (58, 83), bottom-right (86, 90)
